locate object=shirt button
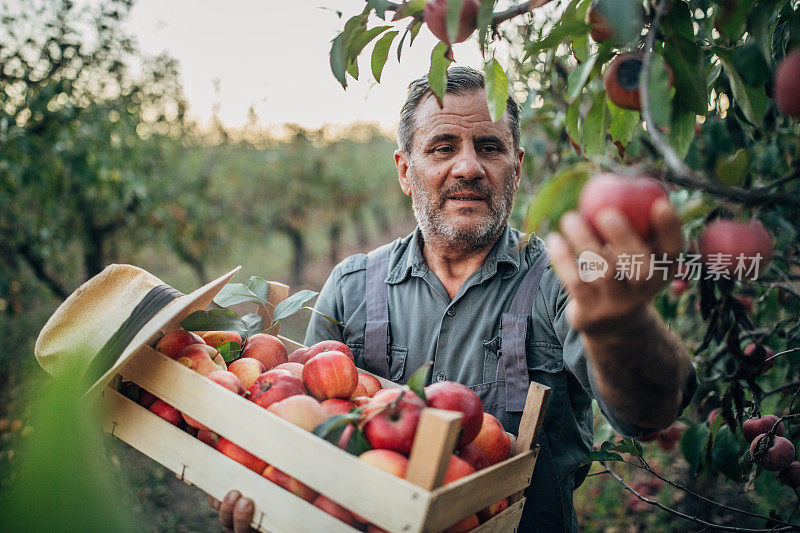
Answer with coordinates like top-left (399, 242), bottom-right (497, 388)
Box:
top-left (446, 307), bottom-right (456, 317)
top-left (436, 372), bottom-right (446, 382)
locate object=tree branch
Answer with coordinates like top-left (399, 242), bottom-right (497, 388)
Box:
top-left (16, 243), bottom-right (69, 300)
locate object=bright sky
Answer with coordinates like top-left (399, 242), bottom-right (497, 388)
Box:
top-left (125, 1), bottom-right (494, 130)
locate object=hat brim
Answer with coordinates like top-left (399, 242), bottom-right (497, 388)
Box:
top-left (85, 266), bottom-right (241, 398)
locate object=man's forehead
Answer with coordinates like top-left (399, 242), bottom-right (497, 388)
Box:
top-left (413, 89), bottom-right (512, 144)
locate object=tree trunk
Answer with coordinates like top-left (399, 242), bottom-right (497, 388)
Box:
top-left (328, 222), bottom-right (342, 267)
top-left (284, 227), bottom-right (307, 287)
top-left (16, 243), bottom-right (68, 299)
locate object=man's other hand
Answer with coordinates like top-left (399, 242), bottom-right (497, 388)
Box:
top-left (209, 491), bottom-right (256, 533)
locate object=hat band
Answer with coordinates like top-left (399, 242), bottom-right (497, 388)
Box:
top-left (83, 284), bottom-right (183, 388)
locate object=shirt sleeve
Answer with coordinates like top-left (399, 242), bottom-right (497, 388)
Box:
top-left (303, 266), bottom-right (346, 346)
top-left (547, 268), bottom-right (697, 438)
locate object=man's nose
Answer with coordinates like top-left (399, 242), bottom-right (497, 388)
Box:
top-left (451, 146), bottom-right (486, 180)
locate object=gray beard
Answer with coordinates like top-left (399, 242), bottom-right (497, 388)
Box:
top-left (408, 165), bottom-right (516, 255)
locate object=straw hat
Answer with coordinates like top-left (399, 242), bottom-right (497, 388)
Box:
top-left (35, 264), bottom-right (240, 396)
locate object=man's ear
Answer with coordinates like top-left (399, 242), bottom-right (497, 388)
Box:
top-left (395, 149), bottom-right (412, 197)
top-left (513, 147), bottom-right (525, 190)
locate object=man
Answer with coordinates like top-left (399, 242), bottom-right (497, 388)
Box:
top-left (214, 66), bottom-right (696, 532)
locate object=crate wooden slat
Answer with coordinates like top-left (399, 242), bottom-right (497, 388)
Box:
top-left (98, 387), bottom-right (358, 533)
top-left (471, 499), bottom-right (526, 533)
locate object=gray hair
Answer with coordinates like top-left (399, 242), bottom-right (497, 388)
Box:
top-left (397, 66), bottom-right (521, 154)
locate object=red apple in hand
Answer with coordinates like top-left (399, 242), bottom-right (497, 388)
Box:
top-left (361, 388), bottom-right (425, 455)
top-left (155, 330), bottom-right (204, 359)
top-left (249, 372), bottom-right (306, 409)
top-left (303, 351), bottom-right (358, 400)
top-left (579, 173), bottom-right (669, 241)
top-left (425, 381), bottom-right (483, 448)
top-left (227, 357), bottom-right (266, 390)
top-left (304, 340), bottom-right (355, 363)
top-left (241, 333), bottom-right (288, 370)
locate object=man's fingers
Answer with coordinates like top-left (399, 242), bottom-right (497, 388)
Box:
top-left (593, 208), bottom-right (649, 257)
top-left (545, 233), bottom-right (594, 301)
top-left (233, 496), bottom-right (256, 533)
top-left (650, 198), bottom-right (685, 260)
top-left (219, 490), bottom-right (241, 533)
top-left (558, 211), bottom-right (604, 256)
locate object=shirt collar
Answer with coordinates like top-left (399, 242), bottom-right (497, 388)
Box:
top-left (385, 224), bottom-right (529, 285)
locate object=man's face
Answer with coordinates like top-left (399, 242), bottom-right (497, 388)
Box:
top-left (395, 89), bottom-right (524, 253)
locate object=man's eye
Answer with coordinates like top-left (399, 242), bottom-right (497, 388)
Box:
top-left (481, 145), bottom-right (500, 153)
top-left (434, 146), bottom-right (453, 153)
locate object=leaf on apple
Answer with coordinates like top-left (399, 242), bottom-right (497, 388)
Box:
top-left (344, 426), bottom-right (372, 456)
top-left (407, 362), bottom-right (432, 402)
top-left (217, 341), bottom-right (242, 363)
top-left (180, 309), bottom-right (248, 339)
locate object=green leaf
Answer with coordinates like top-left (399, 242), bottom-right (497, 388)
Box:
top-left (525, 163), bottom-right (591, 232)
top-left (330, 14), bottom-right (366, 89)
top-left (429, 42), bottom-right (452, 106)
top-left (407, 362), bottom-right (432, 401)
top-left (344, 426), bottom-right (372, 455)
top-left (714, 147), bottom-right (750, 185)
top-left (565, 100), bottom-right (581, 147)
top-left (313, 413), bottom-right (362, 441)
top-left (217, 341), bottom-right (241, 363)
top-left (583, 91), bottom-right (610, 155)
top-left (477, 0), bottom-right (497, 52)
top-left (347, 25), bottom-right (392, 70)
top-left (180, 309), bottom-right (248, 339)
top-left (647, 52), bottom-right (673, 129)
top-left (484, 58), bottom-right (508, 123)
top-left (393, 0), bottom-right (427, 20)
top-left (368, 0), bottom-right (391, 19)
top-left (271, 290), bottom-right (319, 324)
top-left (566, 52), bottom-right (598, 103)
top-left (718, 52), bottom-right (767, 125)
top-left (524, 19), bottom-right (590, 60)
top-left (408, 19), bottom-right (424, 45)
top-left (748, 0), bottom-right (786, 59)
top-left (246, 276), bottom-right (270, 303)
top-left (213, 282), bottom-right (265, 308)
top-left (607, 99), bottom-right (640, 146)
top-left (680, 423), bottom-right (709, 473)
top-left (241, 313), bottom-right (263, 337)
top-left (611, 438), bottom-right (643, 457)
top-left (668, 107), bottom-right (695, 159)
top-left (716, 0), bottom-right (755, 41)
top-left (582, 449), bottom-right (624, 465)
top-left (302, 306), bottom-right (344, 327)
top-left (446, 0), bottom-right (465, 44)
top-left (731, 44), bottom-right (770, 87)
top-left (571, 33), bottom-right (589, 63)
top-left (711, 426), bottom-right (744, 481)
top-left (371, 30), bottom-right (398, 83)
top-left (661, 2), bottom-right (707, 114)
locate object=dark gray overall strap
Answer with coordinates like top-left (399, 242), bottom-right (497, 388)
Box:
top-left (500, 250), bottom-right (550, 412)
top-left (364, 243), bottom-right (393, 378)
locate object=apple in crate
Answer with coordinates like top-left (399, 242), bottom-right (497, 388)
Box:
top-left (216, 437), bottom-right (268, 473)
top-left (321, 399), bottom-right (356, 418)
top-left (149, 399), bottom-right (182, 426)
top-left (361, 388), bottom-right (424, 455)
top-left (359, 449), bottom-right (408, 478)
top-left (262, 465), bottom-right (318, 503)
top-left (267, 395), bottom-right (327, 432)
top-left (249, 371), bottom-right (306, 409)
top-left (241, 333), bottom-right (288, 370)
top-left (304, 340), bottom-right (355, 362)
top-left (176, 343), bottom-right (226, 375)
top-left (274, 362), bottom-right (304, 379)
top-left (155, 329), bottom-right (204, 359)
top-left (471, 412), bottom-right (511, 465)
top-left (357, 373), bottom-right (382, 397)
top-left (288, 348), bottom-right (309, 364)
top-left (313, 495), bottom-right (363, 528)
top-left (425, 381), bottom-right (483, 448)
top-left (303, 351), bottom-right (358, 400)
top-left (458, 443), bottom-right (490, 471)
top-left (201, 330), bottom-right (242, 349)
top-left (197, 429), bottom-right (219, 448)
top-left (227, 357), bottom-right (266, 390)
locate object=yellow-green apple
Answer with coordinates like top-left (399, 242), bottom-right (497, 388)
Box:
top-left (262, 465), bottom-right (318, 502)
top-left (241, 333), bottom-right (288, 370)
top-left (216, 437), bottom-right (268, 473)
top-left (312, 495), bottom-right (363, 528)
top-left (274, 362), bottom-right (304, 379)
top-left (471, 413), bottom-right (511, 465)
top-left (357, 373), bottom-right (382, 397)
top-left (458, 443), bottom-right (490, 471)
top-left (227, 357), bottom-right (266, 390)
top-left (304, 340), bottom-right (355, 363)
top-left (361, 388), bottom-right (425, 455)
top-left (176, 343), bottom-right (226, 374)
top-left (425, 382), bottom-right (484, 448)
top-left (478, 498), bottom-right (509, 522)
top-left (750, 434), bottom-right (795, 471)
top-left (424, 0), bottom-right (480, 44)
top-left (155, 329), bottom-right (204, 359)
top-left (267, 395), bottom-right (327, 432)
top-left (579, 174), bottom-right (669, 241)
top-left (743, 415), bottom-right (785, 443)
top-left (249, 371), bottom-right (306, 409)
top-left (288, 348), bottom-right (309, 364)
top-left (321, 398), bottom-right (356, 418)
top-left (201, 330), bottom-right (242, 348)
top-left (197, 429), bottom-right (219, 448)
top-left (302, 351), bottom-right (358, 400)
top-left (699, 220), bottom-right (774, 277)
top-left (149, 399), bottom-right (182, 426)
top-left (183, 370), bottom-right (246, 429)
top-left (359, 449), bottom-right (409, 478)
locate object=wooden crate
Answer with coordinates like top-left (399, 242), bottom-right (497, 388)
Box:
top-left (97, 282), bottom-right (550, 533)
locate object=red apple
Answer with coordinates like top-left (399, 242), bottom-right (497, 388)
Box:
top-left (176, 343), bottom-right (226, 374)
top-left (587, 3), bottom-right (613, 43)
top-left (303, 351), bottom-right (359, 401)
top-left (750, 434), bottom-right (795, 471)
top-left (201, 330), bottom-right (242, 349)
top-left (458, 443), bottom-right (490, 471)
top-left (312, 495), bottom-right (362, 528)
top-left (304, 340), bottom-right (355, 363)
top-left (351, 396), bottom-right (371, 407)
top-left (775, 49), bottom-right (800, 118)
top-left (470, 412), bottom-right (511, 465)
top-left (350, 382), bottom-right (368, 400)
top-left (424, 0), bottom-right (481, 44)
top-left (579, 174), bottom-right (669, 242)
top-left (656, 423), bottom-right (684, 451)
top-left (137, 388), bottom-right (158, 409)
top-left (262, 465), bottom-right (318, 502)
top-left (357, 373), bottom-right (382, 397)
top-left (699, 220), bottom-right (774, 278)
top-left (197, 429), bottom-right (219, 448)
top-left (442, 514), bottom-right (480, 532)
top-left (241, 333), bottom-right (288, 370)
top-left (443, 454), bottom-right (477, 484)
top-left (155, 329), bottom-right (204, 359)
top-left (359, 449), bottom-right (409, 478)
top-left (267, 395), bottom-right (328, 432)
top-left (227, 357), bottom-right (267, 390)
top-left (321, 398), bottom-right (357, 418)
top-left (670, 279), bottom-right (690, 297)
top-left (288, 348), bottom-right (310, 364)
top-left (477, 497), bottom-right (509, 522)
top-left (425, 381), bottom-right (484, 448)
top-left (361, 388), bottom-right (425, 455)
top-left (149, 399), bottom-right (182, 426)
top-left (744, 343), bottom-right (775, 373)
top-left (275, 362), bottom-right (304, 379)
top-left (216, 437), bottom-right (268, 473)
top-left (249, 372), bottom-right (306, 410)
top-left (779, 461), bottom-right (800, 487)
top-left (743, 415), bottom-right (785, 443)
top-left (604, 53), bottom-right (673, 111)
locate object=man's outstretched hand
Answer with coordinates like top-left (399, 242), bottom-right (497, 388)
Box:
top-left (209, 491), bottom-right (256, 533)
